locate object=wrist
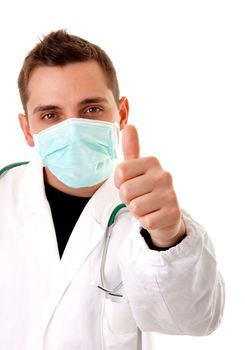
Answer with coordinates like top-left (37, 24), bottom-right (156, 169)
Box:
top-left (150, 218), bottom-right (187, 249)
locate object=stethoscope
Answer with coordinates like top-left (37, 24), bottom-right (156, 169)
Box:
top-left (97, 203), bottom-right (127, 298)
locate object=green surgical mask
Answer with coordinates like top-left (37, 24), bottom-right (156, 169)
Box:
top-left (33, 118), bottom-right (118, 188)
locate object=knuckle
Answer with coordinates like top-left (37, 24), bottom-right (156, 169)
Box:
top-left (163, 171), bottom-right (173, 185)
top-left (141, 216), bottom-right (156, 231)
top-left (129, 200), bottom-right (141, 216)
top-left (115, 163), bottom-right (127, 181)
top-left (147, 156), bottom-right (160, 167)
top-left (120, 184), bottom-right (131, 203)
top-left (118, 190), bottom-right (125, 203)
top-left (153, 171), bottom-right (173, 190)
top-left (156, 171), bottom-right (167, 184)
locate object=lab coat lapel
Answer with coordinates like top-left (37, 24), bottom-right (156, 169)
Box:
top-left (44, 176), bottom-right (122, 326)
top-left (59, 175), bottom-right (122, 289)
top-left (17, 154), bottom-right (60, 281)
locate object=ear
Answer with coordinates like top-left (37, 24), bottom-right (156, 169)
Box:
top-left (18, 114), bottom-right (35, 147)
top-left (118, 96), bottom-right (129, 130)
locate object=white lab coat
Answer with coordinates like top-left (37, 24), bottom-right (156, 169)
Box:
top-left (0, 155), bottom-right (225, 350)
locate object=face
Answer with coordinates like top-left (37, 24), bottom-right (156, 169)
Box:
top-left (19, 60), bottom-right (129, 147)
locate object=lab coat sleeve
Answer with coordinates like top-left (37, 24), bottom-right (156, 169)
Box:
top-left (118, 210), bottom-right (225, 336)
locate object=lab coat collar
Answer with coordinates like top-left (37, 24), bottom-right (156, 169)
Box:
top-left (17, 152), bottom-right (48, 214)
top-left (17, 152), bottom-right (122, 220)
top-left (88, 175), bottom-right (123, 229)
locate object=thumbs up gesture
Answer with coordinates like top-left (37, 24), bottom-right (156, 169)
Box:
top-left (114, 125), bottom-right (186, 248)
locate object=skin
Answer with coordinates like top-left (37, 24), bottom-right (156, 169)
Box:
top-left (19, 60), bottom-right (186, 248)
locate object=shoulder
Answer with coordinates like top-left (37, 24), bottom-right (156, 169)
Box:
top-left (0, 161), bottom-right (30, 191)
top-left (0, 162), bottom-right (30, 177)
top-left (0, 161), bottom-right (31, 214)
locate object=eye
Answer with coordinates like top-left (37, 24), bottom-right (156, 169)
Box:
top-left (84, 106), bottom-right (103, 114)
top-left (41, 112), bottom-right (56, 120)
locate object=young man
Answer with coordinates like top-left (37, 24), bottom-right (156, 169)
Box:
top-left (0, 30), bottom-right (224, 349)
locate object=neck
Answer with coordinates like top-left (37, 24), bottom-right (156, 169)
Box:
top-left (43, 167), bottom-right (106, 197)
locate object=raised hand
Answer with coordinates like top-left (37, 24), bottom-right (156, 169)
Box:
top-left (114, 125), bottom-right (186, 248)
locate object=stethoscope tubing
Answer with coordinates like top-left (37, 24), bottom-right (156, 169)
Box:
top-left (98, 203), bottom-right (127, 297)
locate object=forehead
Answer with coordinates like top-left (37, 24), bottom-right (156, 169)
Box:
top-left (27, 61), bottom-right (112, 110)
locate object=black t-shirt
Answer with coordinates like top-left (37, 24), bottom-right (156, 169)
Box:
top-left (44, 182), bottom-right (176, 257)
top-left (44, 182), bottom-right (90, 257)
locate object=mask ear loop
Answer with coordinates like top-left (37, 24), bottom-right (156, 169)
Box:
top-left (109, 121), bottom-right (120, 160)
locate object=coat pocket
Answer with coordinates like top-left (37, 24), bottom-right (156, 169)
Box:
top-left (103, 297), bottom-right (139, 349)
top-left (104, 297), bottom-right (137, 334)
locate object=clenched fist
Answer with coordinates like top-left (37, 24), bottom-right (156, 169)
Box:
top-left (114, 125), bottom-right (186, 248)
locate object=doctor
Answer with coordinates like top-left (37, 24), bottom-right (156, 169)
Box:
top-left (0, 30), bottom-right (224, 349)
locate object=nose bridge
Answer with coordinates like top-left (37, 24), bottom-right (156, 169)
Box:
top-left (63, 104), bottom-right (79, 120)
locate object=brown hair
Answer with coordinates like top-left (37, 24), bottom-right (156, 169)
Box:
top-left (17, 29), bottom-right (120, 114)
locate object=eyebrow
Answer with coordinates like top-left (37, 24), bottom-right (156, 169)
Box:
top-left (32, 104), bottom-right (61, 115)
top-left (32, 97), bottom-right (109, 115)
top-left (78, 97), bottom-right (109, 105)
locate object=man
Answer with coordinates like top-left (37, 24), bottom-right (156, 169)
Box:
top-left (0, 30), bottom-right (224, 349)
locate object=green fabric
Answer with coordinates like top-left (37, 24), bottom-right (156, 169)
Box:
top-left (0, 161), bottom-right (29, 177)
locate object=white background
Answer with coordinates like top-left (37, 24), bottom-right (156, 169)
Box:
top-left (0, 0), bottom-right (244, 348)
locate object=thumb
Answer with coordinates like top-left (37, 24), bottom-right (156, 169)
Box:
top-left (122, 125), bottom-right (140, 160)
